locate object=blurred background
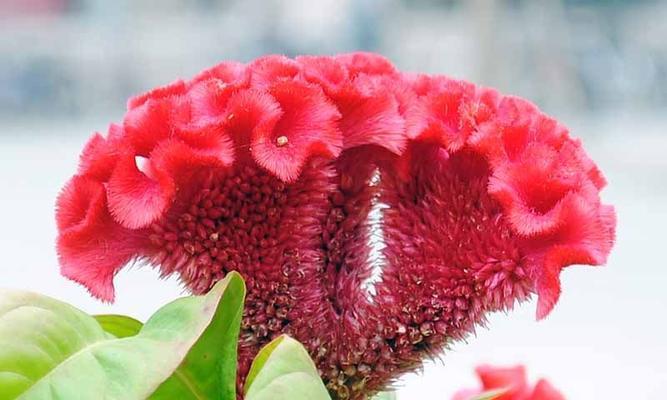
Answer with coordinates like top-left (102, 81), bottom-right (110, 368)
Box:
top-left (1, 0), bottom-right (665, 398)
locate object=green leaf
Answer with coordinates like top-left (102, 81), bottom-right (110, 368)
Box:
top-left (244, 335), bottom-right (331, 400)
top-left (372, 392), bottom-right (398, 400)
top-left (94, 314), bottom-right (143, 338)
top-left (0, 272), bottom-right (244, 400)
top-left (0, 287), bottom-right (108, 400)
top-left (470, 388), bottom-right (509, 400)
top-left (149, 271), bottom-right (245, 400)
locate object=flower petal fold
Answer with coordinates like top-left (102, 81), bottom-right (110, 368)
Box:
top-left (530, 196), bottom-right (616, 319)
top-left (127, 79), bottom-right (187, 110)
top-left (190, 60), bottom-right (248, 86)
top-left (335, 52), bottom-right (396, 77)
top-left (250, 55), bottom-right (301, 86)
top-left (56, 176), bottom-right (143, 301)
top-left (123, 95), bottom-right (191, 155)
top-left (334, 75), bottom-right (407, 154)
top-left (106, 150), bottom-right (176, 229)
top-left (251, 80), bottom-right (342, 182)
top-left (77, 124), bottom-right (123, 181)
top-left (223, 88), bottom-right (283, 147)
top-left (296, 55), bottom-right (349, 93)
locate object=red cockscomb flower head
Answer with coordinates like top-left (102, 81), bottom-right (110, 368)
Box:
top-left (452, 365), bottom-right (566, 400)
top-left (56, 53), bottom-right (615, 399)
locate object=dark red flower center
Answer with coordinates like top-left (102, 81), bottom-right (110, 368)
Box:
top-left (139, 148), bottom-right (531, 398)
top-left (149, 165), bottom-right (289, 293)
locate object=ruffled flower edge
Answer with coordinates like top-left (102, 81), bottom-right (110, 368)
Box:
top-left (56, 52), bottom-right (615, 318)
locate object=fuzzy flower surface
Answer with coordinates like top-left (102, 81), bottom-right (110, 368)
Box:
top-left (56, 53), bottom-right (615, 399)
top-left (452, 365), bottom-right (566, 400)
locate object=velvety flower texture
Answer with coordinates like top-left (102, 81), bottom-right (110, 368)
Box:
top-left (56, 53), bottom-right (615, 399)
top-left (452, 365), bottom-right (565, 400)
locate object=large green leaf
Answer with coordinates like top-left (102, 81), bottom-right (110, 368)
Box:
top-left (0, 287), bottom-right (108, 400)
top-left (94, 314), bottom-right (143, 338)
top-left (244, 335), bottom-right (331, 400)
top-left (0, 272), bottom-right (244, 400)
top-left (94, 274), bottom-right (246, 400)
top-left (150, 272), bottom-right (245, 400)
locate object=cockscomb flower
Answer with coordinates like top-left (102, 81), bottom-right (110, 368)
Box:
top-left (55, 52), bottom-right (615, 399)
top-left (452, 365), bottom-right (566, 400)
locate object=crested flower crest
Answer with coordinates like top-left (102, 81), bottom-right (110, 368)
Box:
top-left (56, 52), bottom-right (615, 399)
